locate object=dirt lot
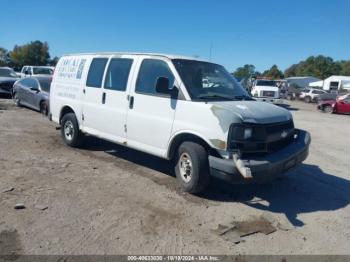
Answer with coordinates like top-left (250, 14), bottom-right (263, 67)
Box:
top-left (0, 97), bottom-right (349, 255)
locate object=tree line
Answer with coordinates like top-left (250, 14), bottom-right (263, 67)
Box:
top-left (233, 55), bottom-right (350, 80)
top-left (0, 40), bottom-right (59, 71)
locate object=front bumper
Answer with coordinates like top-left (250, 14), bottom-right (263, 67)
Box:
top-left (254, 97), bottom-right (284, 104)
top-left (209, 129), bottom-right (311, 183)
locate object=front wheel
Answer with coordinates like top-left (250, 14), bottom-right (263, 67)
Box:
top-left (40, 101), bottom-right (48, 116)
top-left (175, 142), bottom-right (210, 194)
top-left (304, 96), bottom-right (311, 103)
top-left (13, 93), bottom-right (21, 107)
top-left (60, 113), bottom-right (84, 147)
top-left (322, 105), bottom-right (333, 113)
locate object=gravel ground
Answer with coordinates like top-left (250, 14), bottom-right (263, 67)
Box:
top-left (0, 97), bottom-right (349, 255)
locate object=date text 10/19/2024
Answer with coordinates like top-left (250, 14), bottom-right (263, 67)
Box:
top-left (127, 255), bottom-right (220, 261)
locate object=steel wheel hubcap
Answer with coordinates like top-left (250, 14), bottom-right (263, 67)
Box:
top-left (64, 121), bottom-right (74, 141)
top-left (179, 153), bottom-right (193, 183)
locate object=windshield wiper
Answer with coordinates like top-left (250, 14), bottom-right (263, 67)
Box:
top-left (197, 94), bottom-right (234, 101)
top-left (233, 95), bottom-right (254, 101)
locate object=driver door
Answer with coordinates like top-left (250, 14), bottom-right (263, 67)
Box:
top-left (126, 58), bottom-right (177, 157)
top-left (26, 78), bottom-right (40, 108)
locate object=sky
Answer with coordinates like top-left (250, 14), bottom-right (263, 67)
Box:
top-left (1, 0), bottom-right (350, 72)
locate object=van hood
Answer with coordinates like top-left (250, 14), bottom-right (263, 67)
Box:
top-left (209, 101), bottom-right (292, 131)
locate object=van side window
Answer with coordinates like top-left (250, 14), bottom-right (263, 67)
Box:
top-left (136, 59), bottom-right (174, 95)
top-left (86, 58), bottom-right (108, 88)
top-left (104, 58), bottom-right (133, 91)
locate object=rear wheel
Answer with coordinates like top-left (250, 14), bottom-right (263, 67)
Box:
top-left (305, 96), bottom-right (311, 103)
top-left (322, 105), bottom-right (333, 113)
top-left (175, 142), bottom-right (210, 193)
top-left (60, 113), bottom-right (84, 147)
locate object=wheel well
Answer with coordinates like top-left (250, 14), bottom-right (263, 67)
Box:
top-left (167, 133), bottom-right (218, 160)
top-left (59, 106), bottom-right (75, 124)
top-left (39, 100), bottom-right (46, 107)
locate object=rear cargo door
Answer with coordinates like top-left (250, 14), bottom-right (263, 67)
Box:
top-left (97, 56), bottom-right (135, 143)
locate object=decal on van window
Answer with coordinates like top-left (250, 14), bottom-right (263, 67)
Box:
top-left (76, 59), bottom-right (86, 79)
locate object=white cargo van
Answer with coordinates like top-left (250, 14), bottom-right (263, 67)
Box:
top-left (50, 53), bottom-right (310, 193)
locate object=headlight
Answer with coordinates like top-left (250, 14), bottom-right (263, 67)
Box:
top-left (229, 124), bottom-right (255, 142)
top-left (244, 128), bottom-right (253, 139)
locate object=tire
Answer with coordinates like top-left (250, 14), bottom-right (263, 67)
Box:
top-left (60, 113), bottom-right (84, 147)
top-left (305, 96), bottom-right (311, 103)
top-left (322, 105), bottom-right (333, 114)
top-left (13, 93), bottom-right (21, 107)
top-left (175, 141), bottom-right (210, 193)
top-left (40, 101), bottom-right (48, 116)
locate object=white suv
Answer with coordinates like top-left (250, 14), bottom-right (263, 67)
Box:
top-left (299, 88), bottom-right (326, 103)
top-left (50, 53), bottom-right (310, 193)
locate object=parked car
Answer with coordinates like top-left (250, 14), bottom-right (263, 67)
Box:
top-left (315, 89), bottom-right (349, 103)
top-left (250, 79), bottom-right (283, 104)
top-left (317, 94), bottom-right (350, 114)
top-left (299, 88), bottom-right (326, 103)
top-left (0, 67), bottom-right (19, 95)
top-left (50, 52), bottom-right (310, 193)
top-left (13, 76), bottom-right (52, 115)
top-left (285, 83), bottom-right (304, 100)
top-left (20, 66), bottom-right (54, 78)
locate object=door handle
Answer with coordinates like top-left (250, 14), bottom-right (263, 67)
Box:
top-left (102, 92), bottom-right (106, 104)
top-left (129, 96), bottom-right (134, 109)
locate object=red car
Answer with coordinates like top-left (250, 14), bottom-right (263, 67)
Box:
top-left (317, 94), bottom-right (350, 114)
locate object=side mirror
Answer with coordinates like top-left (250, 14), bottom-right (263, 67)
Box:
top-left (155, 77), bottom-right (172, 94)
top-left (30, 87), bottom-right (40, 92)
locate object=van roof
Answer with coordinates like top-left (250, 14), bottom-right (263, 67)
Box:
top-left (63, 52), bottom-right (209, 62)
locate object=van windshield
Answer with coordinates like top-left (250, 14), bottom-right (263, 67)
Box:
top-left (172, 59), bottom-right (251, 101)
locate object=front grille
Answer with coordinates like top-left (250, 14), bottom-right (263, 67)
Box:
top-left (262, 91), bottom-right (275, 97)
top-left (229, 120), bottom-right (295, 155)
top-left (267, 135), bottom-right (294, 152)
